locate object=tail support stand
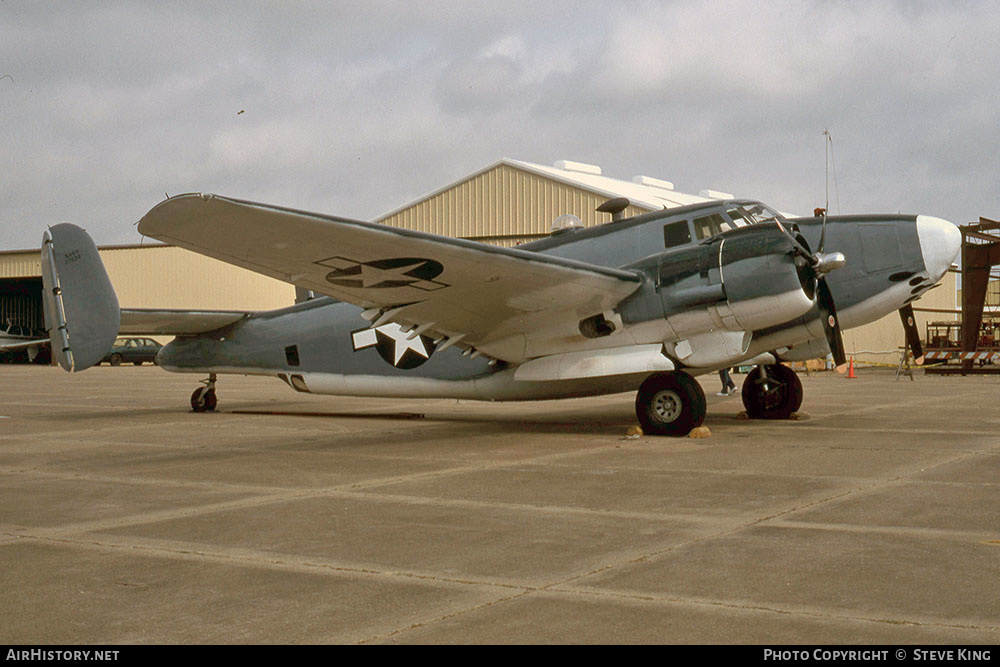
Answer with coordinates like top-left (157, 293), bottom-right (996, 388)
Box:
top-left (895, 348), bottom-right (915, 382)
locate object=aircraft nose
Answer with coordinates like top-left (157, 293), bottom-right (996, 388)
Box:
top-left (916, 215), bottom-right (961, 280)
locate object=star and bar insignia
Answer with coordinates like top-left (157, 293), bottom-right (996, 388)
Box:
top-left (317, 256), bottom-right (448, 291)
top-left (351, 323), bottom-right (437, 369)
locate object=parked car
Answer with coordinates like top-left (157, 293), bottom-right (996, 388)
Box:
top-left (102, 337), bottom-right (163, 366)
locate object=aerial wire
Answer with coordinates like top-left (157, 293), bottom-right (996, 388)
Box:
top-left (823, 129), bottom-right (841, 215)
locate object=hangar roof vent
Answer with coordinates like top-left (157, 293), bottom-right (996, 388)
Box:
top-left (699, 188), bottom-right (734, 200)
top-left (553, 160), bottom-right (602, 175)
top-left (633, 175), bottom-right (674, 191)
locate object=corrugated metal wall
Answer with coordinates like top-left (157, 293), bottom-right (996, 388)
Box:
top-left (378, 163), bottom-right (648, 246)
top-left (98, 246), bottom-right (294, 310)
top-left (0, 252), bottom-right (41, 279)
top-left (957, 280), bottom-right (1000, 307)
top-left (842, 271), bottom-right (957, 364)
top-left (0, 246), bottom-right (294, 311)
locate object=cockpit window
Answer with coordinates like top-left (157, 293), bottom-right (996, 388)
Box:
top-left (724, 208), bottom-right (752, 228)
top-left (738, 203), bottom-right (783, 224)
top-left (663, 220), bottom-right (692, 248)
top-left (693, 213), bottom-right (730, 240)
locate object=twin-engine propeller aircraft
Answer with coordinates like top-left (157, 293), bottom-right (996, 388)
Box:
top-left (41, 194), bottom-right (960, 436)
top-left (0, 321), bottom-right (49, 362)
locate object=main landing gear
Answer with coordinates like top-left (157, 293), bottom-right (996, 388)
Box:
top-left (741, 364), bottom-right (803, 419)
top-left (635, 371), bottom-right (706, 437)
top-left (190, 373), bottom-right (218, 412)
top-left (634, 364), bottom-right (804, 436)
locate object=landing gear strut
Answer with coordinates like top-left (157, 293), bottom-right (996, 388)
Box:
top-left (190, 373), bottom-right (218, 412)
top-left (635, 371), bottom-right (706, 437)
top-left (741, 364), bottom-right (802, 419)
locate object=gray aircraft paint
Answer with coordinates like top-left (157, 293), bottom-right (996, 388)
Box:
top-left (37, 195), bottom-right (959, 439)
top-left (158, 297), bottom-right (494, 382)
top-left (155, 201), bottom-right (944, 392)
top-left (41, 223), bottom-right (120, 372)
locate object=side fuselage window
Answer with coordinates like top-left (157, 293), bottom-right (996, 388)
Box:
top-left (663, 220), bottom-right (692, 248)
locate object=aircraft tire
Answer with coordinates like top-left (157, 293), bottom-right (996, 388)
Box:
top-left (635, 371), bottom-right (706, 437)
top-left (190, 387), bottom-right (218, 413)
top-left (741, 364), bottom-right (802, 419)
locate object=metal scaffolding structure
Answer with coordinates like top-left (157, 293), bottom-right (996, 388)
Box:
top-left (960, 217), bottom-right (1000, 372)
top-left (922, 217), bottom-right (1000, 374)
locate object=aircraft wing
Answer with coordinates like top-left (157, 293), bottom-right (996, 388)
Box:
top-left (138, 194), bottom-right (642, 360)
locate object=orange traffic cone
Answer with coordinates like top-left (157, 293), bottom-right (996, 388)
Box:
top-left (846, 356), bottom-right (857, 379)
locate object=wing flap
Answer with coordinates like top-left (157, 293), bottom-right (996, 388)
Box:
top-left (138, 194), bottom-right (642, 360)
top-left (514, 344), bottom-right (675, 381)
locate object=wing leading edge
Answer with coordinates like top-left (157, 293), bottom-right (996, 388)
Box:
top-left (0, 338), bottom-right (49, 351)
top-left (138, 194), bottom-right (642, 361)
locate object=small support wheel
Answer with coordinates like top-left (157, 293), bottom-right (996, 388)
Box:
top-left (635, 371), bottom-right (706, 437)
top-left (190, 387), bottom-right (217, 412)
top-left (190, 374), bottom-right (219, 412)
top-left (741, 364), bottom-right (802, 419)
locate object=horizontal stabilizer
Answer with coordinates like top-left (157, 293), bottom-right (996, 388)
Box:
top-left (41, 224), bottom-right (121, 372)
top-left (0, 337), bottom-right (50, 352)
top-left (120, 309), bottom-right (248, 335)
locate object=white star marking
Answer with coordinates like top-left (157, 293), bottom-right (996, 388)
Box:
top-left (384, 325), bottom-right (431, 365)
top-left (352, 323), bottom-right (432, 366)
top-left (358, 260), bottom-right (427, 288)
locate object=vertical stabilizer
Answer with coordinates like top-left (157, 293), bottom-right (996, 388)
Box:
top-left (41, 224), bottom-right (120, 372)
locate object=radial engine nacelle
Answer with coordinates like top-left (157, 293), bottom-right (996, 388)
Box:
top-left (624, 225), bottom-right (818, 343)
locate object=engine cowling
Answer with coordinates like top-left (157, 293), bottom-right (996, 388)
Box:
top-left (711, 228), bottom-right (816, 331)
top-left (624, 225), bottom-right (816, 337)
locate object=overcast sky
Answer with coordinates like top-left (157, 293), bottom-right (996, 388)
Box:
top-left (2, 1), bottom-right (998, 249)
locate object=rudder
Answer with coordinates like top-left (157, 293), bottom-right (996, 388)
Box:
top-left (41, 223), bottom-right (120, 371)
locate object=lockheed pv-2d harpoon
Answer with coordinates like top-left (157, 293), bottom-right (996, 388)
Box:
top-left (41, 193), bottom-right (960, 436)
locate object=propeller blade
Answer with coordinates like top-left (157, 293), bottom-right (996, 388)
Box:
top-left (898, 304), bottom-right (925, 365)
top-left (774, 219), bottom-right (814, 263)
top-left (816, 278), bottom-right (847, 372)
top-left (818, 211), bottom-right (828, 254)
top-left (779, 211), bottom-right (847, 372)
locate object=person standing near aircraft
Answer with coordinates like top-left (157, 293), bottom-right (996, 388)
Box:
top-left (717, 368), bottom-right (737, 396)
